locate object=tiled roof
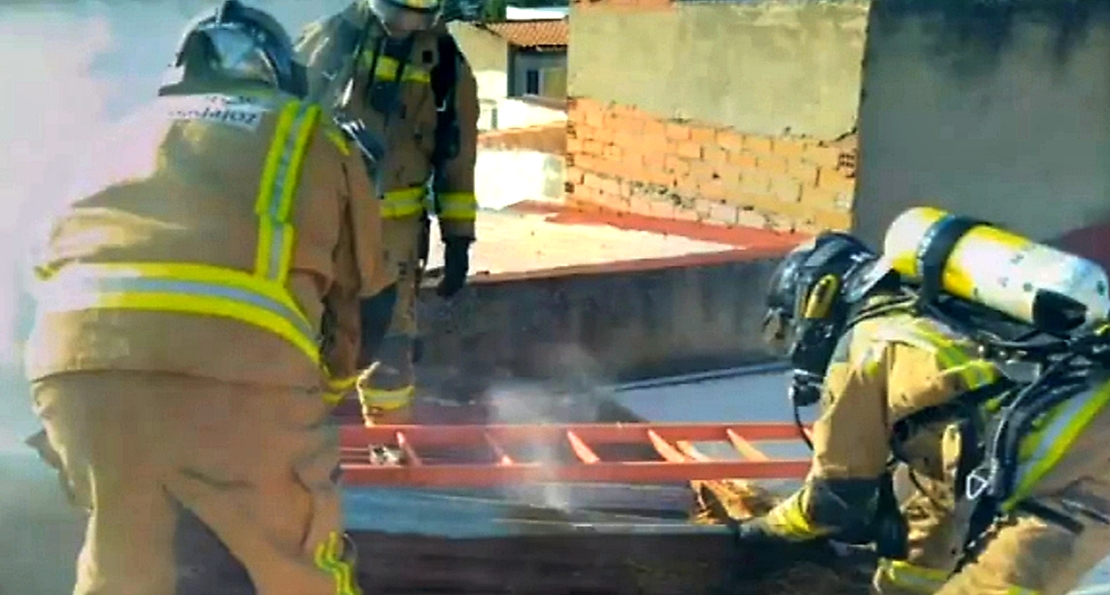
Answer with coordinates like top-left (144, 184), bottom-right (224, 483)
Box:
top-left (482, 19), bottom-right (568, 48)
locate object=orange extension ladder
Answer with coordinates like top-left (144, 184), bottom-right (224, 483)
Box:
top-left (339, 423), bottom-right (812, 488)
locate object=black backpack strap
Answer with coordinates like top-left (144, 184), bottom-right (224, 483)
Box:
top-left (430, 32), bottom-right (462, 166)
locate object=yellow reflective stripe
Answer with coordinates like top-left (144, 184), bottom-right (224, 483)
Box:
top-left (324, 127), bottom-right (351, 156)
top-left (873, 319), bottom-right (997, 389)
top-left (361, 54), bottom-right (431, 84)
top-left (254, 100), bottom-right (321, 284)
top-left (437, 191), bottom-right (478, 221)
top-left (35, 262), bottom-right (319, 364)
top-left (314, 532), bottom-right (360, 595)
top-left (382, 186), bottom-right (426, 219)
top-left (1004, 587), bottom-right (1039, 595)
top-left (323, 374), bottom-right (360, 406)
top-left (763, 490), bottom-right (830, 541)
top-left (877, 559), bottom-right (948, 593)
top-left (360, 385), bottom-right (415, 411)
top-left (1004, 378), bottom-right (1110, 511)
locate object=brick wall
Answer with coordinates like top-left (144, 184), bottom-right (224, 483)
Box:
top-left (565, 97), bottom-right (858, 234)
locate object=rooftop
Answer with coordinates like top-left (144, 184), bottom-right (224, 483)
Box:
top-left (481, 18), bottom-right (568, 49)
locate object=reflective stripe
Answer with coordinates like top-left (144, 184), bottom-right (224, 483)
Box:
top-left (871, 317), bottom-right (998, 390)
top-left (1004, 587), bottom-right (1040, 595)
top-left (361, 54), bottom-right (431, 84)
top-left (35, 263), bottom-right (320, 364)
top-left (1004, 378), bottom-right (1110, 511)
top-left (360, 384), bottom-right (415, 412)
top-left (763, 489), bottom-right (831, 541)
top-left (324, 374), bottom-right (360, 406)
top-left (382, 186), bottom-right (426, 219)
top-left (314, 531), bottom-right (360, 595)
top-left (34, 98), bottom-right (329, 367)
top-left (437, 191), bottom-right (478, 221)
top-left (323, 127), bottom-right (351, 155)
top-left (877, 559), bottom-right (949, 593)
top-left (255, 100), bottom-right (321, 283)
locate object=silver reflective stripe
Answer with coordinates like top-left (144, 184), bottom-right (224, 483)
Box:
top-left (41, 274), bottom-right (314, 340)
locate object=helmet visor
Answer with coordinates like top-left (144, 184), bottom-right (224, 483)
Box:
top-left (205, 26), bottom-right (281, 87)
top-left (370, 0), bottom-right (441, 35)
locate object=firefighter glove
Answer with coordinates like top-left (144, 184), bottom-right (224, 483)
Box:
top-left (437, 237), bottom-right (472, 298)
top-left (730, 517), bottom-right (834, 561)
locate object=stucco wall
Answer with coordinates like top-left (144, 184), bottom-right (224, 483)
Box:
top-left (568, 1), bottom-right (869, 139)
top-left (853, 1), bottom-right (1110, 269)
top-left (449, 22), bottom-right (510, 103)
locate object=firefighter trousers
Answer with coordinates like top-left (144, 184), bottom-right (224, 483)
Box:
top-left (31, 371), bottom-right (359, 595)
top-left (873, 424), bottom-right (974, 595)
top-left (359, 216), bottom-right (423, 425)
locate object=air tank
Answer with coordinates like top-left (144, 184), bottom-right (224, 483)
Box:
top-left (882, 206), bottom-right (1110, 333)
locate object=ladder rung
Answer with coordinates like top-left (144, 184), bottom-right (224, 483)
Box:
top-left (396, 431), bottom-right (423, 466)
top-left (483, 431), bottom-right (514, 465)
top-left (726, 428), bottom-right (769, 461)
top-left (566, 430), bottom-right (600, 464)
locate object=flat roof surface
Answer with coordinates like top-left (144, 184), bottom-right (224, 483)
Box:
top-left (426, 204), bottom-right (802, 278)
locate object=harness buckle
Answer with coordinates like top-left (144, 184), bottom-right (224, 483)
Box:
top-left (965, 466), bottom-right (993, 501)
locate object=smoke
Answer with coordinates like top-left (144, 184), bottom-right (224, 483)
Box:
top-left (484, 344), bottom-right (614, 513)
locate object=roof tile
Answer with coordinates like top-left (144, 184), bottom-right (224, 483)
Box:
top-left (482, 19), bottom-right (568, 48)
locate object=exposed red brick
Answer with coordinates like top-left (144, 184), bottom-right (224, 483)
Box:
top-left (729, 152), bottom-right (758, 170)
top-left (717, 131), bottom-right (744, 153)
top-left (665, 123), bottom-right (691, 141)
top-left (756, 155), bottom-right (789, 175)
top-left (816, 167), bottom-right (856, 194)
top-left (566, 96), bottom-right (859, 234)
top-left (643, 119), bottom-right (666, 137)
top-left (690, 126), bottom-right (716, 144)
top-left (743, 134), bottom-right (773, 155)
top-left (703, 146), bottom-right (729, 165)
top-left (773, 137), bottom-right (808, 158)
top-left (677, 141), bottom-right (702, 160)
top-left (664, 155), bottom-right (689, 175)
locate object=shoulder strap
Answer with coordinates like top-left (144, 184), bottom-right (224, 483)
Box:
top-left (430, 32), bottom-right (462, 167)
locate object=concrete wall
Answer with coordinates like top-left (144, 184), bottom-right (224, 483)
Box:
top-left (853, 1), bottom-right (1110, 270)
top-left (414, 249), bottom-right (788, 383)
top-left (568, 1), bottom-right (869, 139)
top-left (565, 0), bottom-right (867, 233)
top-left (476, 124), bottom-right (567, 208)
top-left (496, 96), bottom-right (568, 129)
top-left (450, 22), bottom-right (511, 130)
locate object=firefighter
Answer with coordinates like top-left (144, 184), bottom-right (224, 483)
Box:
top-left (731, 208), bottom-right (1110, 595)
top-left (295, 0), bottom-right (479, 427)
top-left (23, 1), bottom-right (392, 592)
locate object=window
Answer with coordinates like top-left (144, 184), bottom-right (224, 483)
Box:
top-left (525, 69), bottom-right (540, 95)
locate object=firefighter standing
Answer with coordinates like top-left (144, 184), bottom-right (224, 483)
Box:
top-left (23, 2), bottom-right (391, 592)
top-left (731, 208), bottom-right (1110, 595)
top-left (295, 0), bottom-right (479, 427)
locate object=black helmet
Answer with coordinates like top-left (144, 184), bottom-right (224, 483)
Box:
top-left (763, 232), bottom-right (888, 407)
top-left (161, 0), bottom-right (308, 98)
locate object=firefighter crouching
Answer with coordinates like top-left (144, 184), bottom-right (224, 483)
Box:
top-left (22, 2), bottom-right (393, 592)
top-left (732, 206), bottom-right (1110, 595)
top-left (296, 0), bottom-right (479, 427)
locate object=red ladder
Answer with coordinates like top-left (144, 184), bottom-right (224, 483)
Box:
top-left (339, 422), bottom-right (812, 488)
